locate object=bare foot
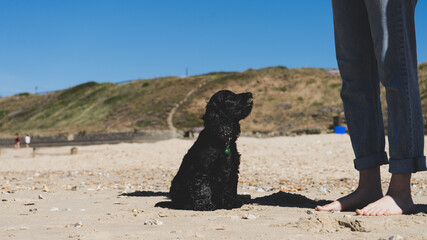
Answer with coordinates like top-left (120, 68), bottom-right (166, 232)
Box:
top-left (315, 187), bottom-right (383, 211)
top-left (315, 166), bottom-right (383, 212)
top-left (355, 195), bottom-right (415, 215)
top-left (356, 173), bottom-right (415, 216)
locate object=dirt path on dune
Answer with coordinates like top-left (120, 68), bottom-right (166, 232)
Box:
top-left (167, 78), bottom-right (211, 132)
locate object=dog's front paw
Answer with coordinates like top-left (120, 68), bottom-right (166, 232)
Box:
top-left (194, 199), bottom-right (216, 211)
top-left (194, 203), bottom-right (216, 211)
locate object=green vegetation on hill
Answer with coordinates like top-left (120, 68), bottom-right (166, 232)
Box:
top-left (173, 66), bottom-right (344, 133)
top-left (1, 63), bottom-right (426, 137)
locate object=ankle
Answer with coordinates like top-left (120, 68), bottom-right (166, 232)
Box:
top-left (357, 166), bottom-right (382, 193)
top-left (387, 173), bottom-right (412, 196)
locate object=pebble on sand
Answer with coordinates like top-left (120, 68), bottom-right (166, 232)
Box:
top-left (242, 214), bottom-right (257, 220)
top-left (28, 208), bottom-right (38, 213)
top-left (144, 219), bottom-right (164, 226)
top-left (65, 221), bottom-right (83, 228)
top-left (389, 235), bottom-right (404, 240)
top-left (70, 147), bottom-right (78, 155)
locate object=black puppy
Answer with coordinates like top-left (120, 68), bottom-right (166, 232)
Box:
top-left (170, 90), bottom-right (253, 211)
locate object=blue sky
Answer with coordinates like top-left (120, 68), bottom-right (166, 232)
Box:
top-left (1, 1), bottom-right (426, 97)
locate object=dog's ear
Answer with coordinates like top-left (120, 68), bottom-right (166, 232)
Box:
top-left (202, 102), bottom-right (233, 138)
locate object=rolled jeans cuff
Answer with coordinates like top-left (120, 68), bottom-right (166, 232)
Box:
top-left (354, 152), bottom-right (389, 171)
top-left (389, 156), bottom-right (427, 174)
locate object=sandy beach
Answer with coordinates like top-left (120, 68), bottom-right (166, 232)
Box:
top-left (1, 134), bottom-right (427, 240)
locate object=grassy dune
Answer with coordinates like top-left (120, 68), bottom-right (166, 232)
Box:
top-left (1, 63), bottom-right (426, 137)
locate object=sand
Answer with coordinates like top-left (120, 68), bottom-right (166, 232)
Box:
top-left (1, 134), bottom-right (427, 240)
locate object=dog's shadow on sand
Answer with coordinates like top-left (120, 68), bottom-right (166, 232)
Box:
top-left (248, 191), bottom-right (330, 208)
top-left (120, 191), bottom-right (328, 209)
top-left (120, 190), bottom-right (331, 209)
top-left (120, 190), bottom-right (427, 214)
top-left (120, 191), bottom-right (169, 197)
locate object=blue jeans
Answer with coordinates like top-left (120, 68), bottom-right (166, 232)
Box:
top-left (332, 0), bottom-right (426, 173)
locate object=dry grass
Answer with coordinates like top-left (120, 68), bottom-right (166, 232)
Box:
top-left (1, 63), bottom-right (426, 137)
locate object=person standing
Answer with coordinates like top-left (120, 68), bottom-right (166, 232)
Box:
top-left (14, 133), bottom-right (20, 149)
top-left (25, 134), bottom-right (31, 148)
top-left (316, 0), bottom-right (426, 215)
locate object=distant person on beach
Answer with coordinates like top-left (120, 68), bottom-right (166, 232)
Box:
top-left (14, 133), bottom-right (20, 149)
top-left (316, 0), bottom-right (426, 216)
top-left (25, 134), bottom-right (31, 148)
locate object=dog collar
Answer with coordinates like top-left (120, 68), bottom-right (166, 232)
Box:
top-left (219, 135), bottom-right (231, 155)
top-left (225, 140), bottom-right (231, 155)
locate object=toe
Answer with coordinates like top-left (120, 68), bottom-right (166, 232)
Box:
top-left (356, 205), bottom-right (371, 215)
top-left (315, 201), bottom-right (342, 212)
top-left (315, 204), bottom-right (330, 211)
top-left (365, 207), bottom-right (378, 216)
top-left (375, 208), bottom-right (387, 216)
top-left (372, 208), bottom-right (384, 216)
